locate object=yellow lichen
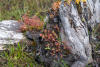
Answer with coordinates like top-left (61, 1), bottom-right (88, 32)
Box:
top-left (75, 0), bottom-right (86, 4)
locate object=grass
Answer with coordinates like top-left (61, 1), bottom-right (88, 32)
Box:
top-left (0, 43), bottom-right (43, 67)
top-left (0, 0), bottom-right (57, 21)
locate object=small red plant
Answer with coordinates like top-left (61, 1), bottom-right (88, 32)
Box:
top-left (48, 1), bottom-right (61, 19)
top-left (20, 14), bottom-right (44, 32)
top-left (40, 25), bottom-right (71, 59)
top-left (52, 1), bottom-right (61, 11)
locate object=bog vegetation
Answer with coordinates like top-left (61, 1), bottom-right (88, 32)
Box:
top-left (1, 0), bottom-right (99, 67)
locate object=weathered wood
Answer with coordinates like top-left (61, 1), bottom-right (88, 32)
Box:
top-left (86, 0), bottom-right (100, 28)
top-left (59, 0), bottom-right (100, 67)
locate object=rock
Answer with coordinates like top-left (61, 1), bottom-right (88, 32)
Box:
top-left (0, 20), bottom-right (25, 50)
top-left (26, 31), bottom-right (40, 41)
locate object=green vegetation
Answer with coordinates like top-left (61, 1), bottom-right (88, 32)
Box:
top-left (0, 0), bottom-right (56, 21)
top-left (0, 0), bottom-right (57, 67)
top-left (0, 43), bottom-right (43, 67)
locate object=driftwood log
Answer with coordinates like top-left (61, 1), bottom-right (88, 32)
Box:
top-left (59, 0), bottom-right (100, 67)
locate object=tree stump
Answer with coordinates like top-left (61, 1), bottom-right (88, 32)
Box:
top-left (59, 0), bottom-right (100, 67)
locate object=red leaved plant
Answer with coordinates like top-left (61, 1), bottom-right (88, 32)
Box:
top-left (20, 14), bottom-right (44, 32)
top-left (40, 25), bottom-right (71, 59)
